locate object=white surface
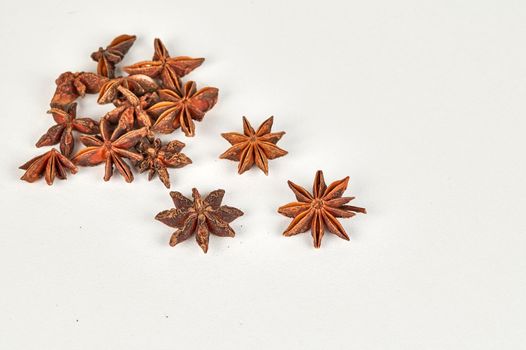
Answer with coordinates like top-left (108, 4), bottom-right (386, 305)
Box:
top-left (1, 0), bottom-right (525, 349)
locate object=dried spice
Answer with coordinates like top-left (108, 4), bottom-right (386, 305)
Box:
top-left (104, 87), bottom-right (155, 136)
top-left (20, 148), bottom-right (78, 185)
top-left (148, 81), bottom-right (218, 136)
top-left (278, 170), bottom-right (366, 248)
top-left (91, 34), bottom-right (137, 78)
top-left (50, 72), bottom-right (107, 108)
top-left (220, 116), bottom-right (287, 175)
top-left (134, 138), bottom-right (192, 188)
top-left (36, 103), bottom-right (99, 157)
top-left (124, 38), bottom-right (204, 90)
top-left (97, 74), bottom-right (158, 104)
top-left (72, 118), bottom-right (147, 182)
top-left (155, 189), bottom-right (243, 253)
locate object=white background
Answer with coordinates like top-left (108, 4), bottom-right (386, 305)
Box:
top-left (1, 0), bottom-right (525, 349)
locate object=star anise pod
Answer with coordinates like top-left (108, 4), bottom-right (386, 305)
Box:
top-left (134, 138), bottom-right (192, 188)
top-left (20, 148), bottom-right (78, 185)
top-left (124, 38), bottom-right (204, 90)
top-left (155, 189), bottom-right (243, 253)
top-left (36, 103), bottom-right (99, 157)
top-left (148, 81), bottom-right (218, 136)
top-left (50, 72), bottom-right (107, 108)
top-left (91, 34), bottom-right (137, 78)
top-left (72, 118), bottom-right (147, 182)
top-left (97, 74), bottom-right (158, 104)
top-left (278, 170), bottom-right (366, 248)
top-left (220, 116), bottom-right (287, 175)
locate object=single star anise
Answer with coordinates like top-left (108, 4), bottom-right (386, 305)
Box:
top-left (220, 116), bottom-right (287, 175)
top-left (124, 38), bottom-right (204, 90)
top-left (72, 118), bottom-right (147, 182)
top-left (91, 34), bottom-right (137, 78)
top-left (278, 170), bottom-right (366, 248)
top-left (134, 138), bottom-right (192, 188)
top-left (20, 148), bottom-right (78, 185)
top-left (155, 189), bottom-right (243, 253)
top-left (36, 103), bottom-right (99, 157)
top-left (148, 81), bottom-right (218, 136)
top-left (50, 72), bottom-right (107, 108)
top-left (97, 74), bottom-right (158, 104)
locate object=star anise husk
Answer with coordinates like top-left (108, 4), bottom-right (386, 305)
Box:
top-left (155, 189), bottom-right (243, 253)
top-left (50, 72), bottom-right (107, 108)
top-left (71, 117), bottom-right (147, 182)
top-left (36, 102), bottom-right (99, 157)
top-left (278, 170), bottom-right (366, 248)
top-left (20, 148), bottom-right (78, 185)
top-left (91, 34), bottom-right (137, 78)
top-left (97, 74), bottom-right (158, 104)
top-left (148, 81), bottom-right (218, 136)
top-left (124, 38), bottom-right (204, 90)
top-left (220, 116), bottom-right (287, 175)
top-left (134, 138), bottom-right (192, 188)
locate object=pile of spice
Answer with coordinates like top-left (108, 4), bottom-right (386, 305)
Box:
top-left (20, 34), bottom-right (366, 252)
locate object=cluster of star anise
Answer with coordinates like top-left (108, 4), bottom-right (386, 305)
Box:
top-left (20, 34), bottom-right (216, 188)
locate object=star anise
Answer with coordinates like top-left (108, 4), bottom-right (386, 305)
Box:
top-left (220, 116), bottom-right (287, 175)
top-left (148, 81), bottom-right (218, 136)
top-left (91, 34), bottom-right (137, 78)
top-left (97, 74), bottom-right (158, 104)
top-left (50, 72), bottom-right (107, 108)
top-left (134, 138), bottom-right (192, 188)
top-left (19, 148), bottom-right (78, 185)
top-left (155, 189), bottom-right (243, 253)
top-left (278, 170), bottom-right (366, 248)
top-left (124, 38), bottom-right (204, 90)
top-left (36, 103), bottom-right (99, 157)
top-left (72, 118), bottom-right (147, 182)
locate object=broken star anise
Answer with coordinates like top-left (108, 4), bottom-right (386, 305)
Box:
top-left (134, 138), bottom-right (192, 188)
top-left (20, 148), bottom-right (78, 185)
top-left (36, 102), bottom-right (99, 157)
top-left (220, 116), bottom-right (287, 175)
top-left (50, 71), bottom-right (107, 108)
top-left (124, 38), bottom-right (204, 90)
top-left (148, 81), bottom-right (218, 136)
top-left (72, 117), bottom-right (147, 182)
top-left (97, 74), bottom-right (158, 104)
top-left (91, 34), bottom-right (137, 78)
top-left (278, 170), bottom-right (366, 248)
top-left (155, 189), bottom-right (243, 253)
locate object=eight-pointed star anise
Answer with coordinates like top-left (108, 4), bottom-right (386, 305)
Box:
top-left (155, 189), bottom-right (243, 253)
top-left (220, 116), bottom-right (287, 175)
top-left (97, 74), bottom-right (158, 104)
top-left (134, 138), bottom-right (192, 188)
top-left (148, 81), bottom-right (218, 136)
top-left (36, 103), bottom-right (99, 157)
top-left (91, 34), bottom-right (137, 78)
top-left (278, 170), bottom-right (366, 248)
top-left (72, 118), bottom-right (147, 182)
top-left (20, 148), bottom-right (78, 185)
top-left (50, 71), bottom-right (107, 108)
top-left (124, 38), bottom-right (204, 90)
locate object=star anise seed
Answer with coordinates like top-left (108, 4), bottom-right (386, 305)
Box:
top-left (91, 34), bottom-right (137, 78)
top-left (278, 170), bottom-right (366, 248)
top-left (20, 148), bottom-right (78, 185)
top-left (50, 72), bottom-right (107, 108)
top-left (220, 116), bottom-right (287, 175)
top-left (155, 189), bottom-right (243, 253)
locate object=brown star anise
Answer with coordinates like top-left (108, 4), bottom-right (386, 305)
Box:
top-left (36, 103), bottom-right (99, 157)
top-left (19, 148), bottom-right (78, 185)
top-left (124, 38), bottom-right (204, 90)
top-left (148, 81), bottom-right (218, 136)
top-left (220, 116), bottom-right (287, 175)
top-left (50, 72), bottom-right (107, 108)
top-left (278, 170), bottom-right (366, 248)
top-left (97, 74), bottom-right (158, 104)
top-left (91, 34), bottom-right (137, 78)
top-left (72, 118), bottom-right (147, 182)
top-left (155, 189), bottom-right (243, 253)
top-left (134, 138), bottom-right (192, 188)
